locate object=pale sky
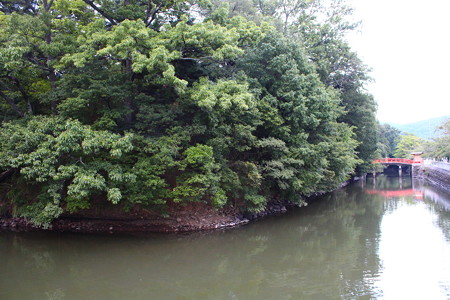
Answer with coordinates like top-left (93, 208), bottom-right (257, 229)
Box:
top-left (346, 0), bottom-right (450, 124)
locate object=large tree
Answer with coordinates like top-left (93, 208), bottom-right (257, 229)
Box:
top-left (206, 0), bottom-right (378, 174)
top-left (0, 0), bottom-right (364, 227)
top-left (377, 123), bottom-right (401, 158)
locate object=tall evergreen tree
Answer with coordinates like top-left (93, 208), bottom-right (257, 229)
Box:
top-left (0, 0), bottom-right (366, 227)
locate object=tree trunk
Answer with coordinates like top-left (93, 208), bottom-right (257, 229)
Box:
top-left (42, 0), bottom-right (58, 115)
top-left (0, 90), bottom-right (25, 117)
top-left (123, 58), bottom-right (134, 125)
top-left (0, 168), bottom-right (17, 183)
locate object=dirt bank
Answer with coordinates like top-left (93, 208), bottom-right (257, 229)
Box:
top-left (0, 195), bottom-right (310, 233)
top-left (0, 201), bottom-right (250, 233)
top-left (0, 177), bottom-right (360, 234)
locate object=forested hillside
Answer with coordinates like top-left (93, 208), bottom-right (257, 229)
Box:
top-left (0, 0), bottom-right (377, 228)
top-left (388, 115), bottom-right (450, 140)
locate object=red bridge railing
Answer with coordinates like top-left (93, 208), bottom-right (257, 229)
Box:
top-left (373, 158), bottom-right (422, 165)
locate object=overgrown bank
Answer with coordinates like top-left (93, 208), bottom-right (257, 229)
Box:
top-left (0, 177), bottom-right (360, 233)
top-left (0, 1), bottom-right (378, 231)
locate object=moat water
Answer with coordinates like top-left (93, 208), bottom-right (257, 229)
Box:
top-left (1, 175), bottom-right (449, 299)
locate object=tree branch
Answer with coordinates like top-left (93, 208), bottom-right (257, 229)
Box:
top-left (0, 90), bottom-right (25, 117)
top-left (2, 75), bottom-right (33, 115)
top-left (145, 1), bottom-right (163, 27)
top-left (173, 56), bottom-right (214, 62)
top-left (83, 0), bottom-right (117, 25)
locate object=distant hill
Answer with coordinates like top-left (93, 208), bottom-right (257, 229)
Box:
top-left (387, 115), bottom-right (449, 140)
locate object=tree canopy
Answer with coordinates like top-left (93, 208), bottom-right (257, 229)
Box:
top-left (0, 0), bottom-right (377, 227)
top-left (376, 123), bottom-right (401, 158)
top-left (394, 134), bottom-right (424, 159)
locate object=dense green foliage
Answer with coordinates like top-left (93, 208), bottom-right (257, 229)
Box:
top-left (0, 0), bottom-right (375, 227)
top-left (393, 134), bottom-right (424, 159)
top-left (378, 118), bottom-right (450, 160)
top-left (376, 123), bottom-right (401, 158)
top-left (211, 0), bottom-right (378, 173)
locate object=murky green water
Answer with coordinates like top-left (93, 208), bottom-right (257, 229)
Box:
top-left (1, 175), bottom-right (449, 300)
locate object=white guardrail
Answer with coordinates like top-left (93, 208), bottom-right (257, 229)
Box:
top-left (424, 159), bottom-right (450, 171)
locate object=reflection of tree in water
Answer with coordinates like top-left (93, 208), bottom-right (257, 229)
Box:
top-left (0, 183), bottom-right (389, 300)
top-left (435, 209), bottom-right (450, 242)
top-left (320, 186), bottom-right (385, 298)
top-left (0, 233), bottom-right (64, 300)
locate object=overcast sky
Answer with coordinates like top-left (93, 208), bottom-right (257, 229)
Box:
top-left (346, 0), bottom-right (450, 124)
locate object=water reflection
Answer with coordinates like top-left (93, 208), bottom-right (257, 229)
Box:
top-left (366, 176), bottom-right (424, 200)
top-left (365, 175), bottom-right (450, 299)
top-left (0, 176), bottom-right (449, 299)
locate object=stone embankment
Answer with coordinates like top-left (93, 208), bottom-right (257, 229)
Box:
top-left (413, 164), bottom-right (450, 193)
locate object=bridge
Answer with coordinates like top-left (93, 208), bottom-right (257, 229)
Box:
top-left (372, 157), bottom-right (423, 176)
top-left (373, 158), bottom-right (422, 166)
